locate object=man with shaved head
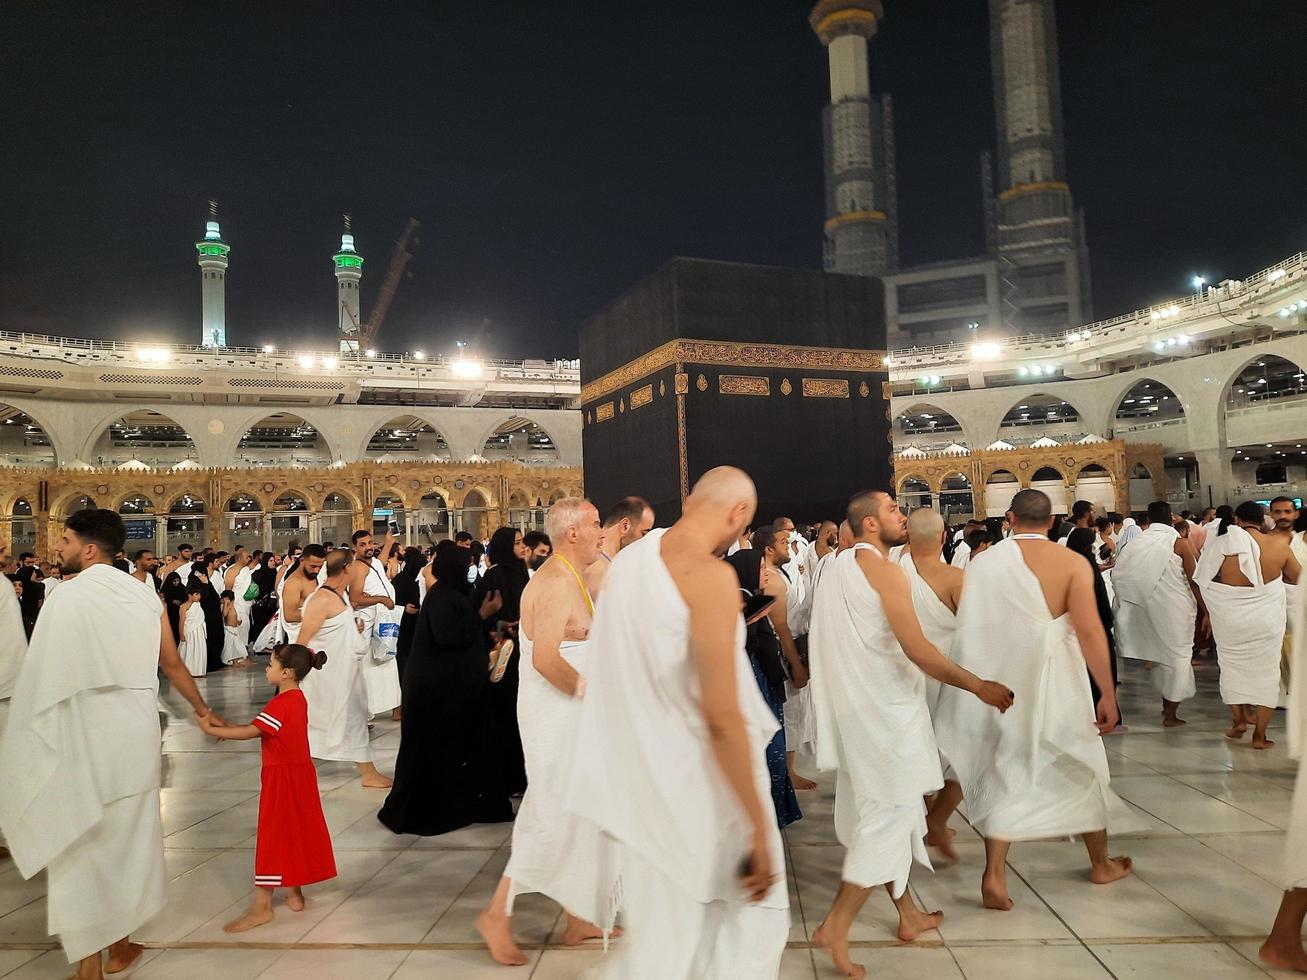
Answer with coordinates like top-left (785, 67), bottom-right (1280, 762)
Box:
top-left (934, 488), bottom-right (1132, 912)
top-left (564, 467), bottom-right (789, 978)
top-left (899, 509), bottom-right (967, 859)
top-left (583, 495), bottom-right (654, 599)
top-left (809, 490), bottom-right (1013, 978)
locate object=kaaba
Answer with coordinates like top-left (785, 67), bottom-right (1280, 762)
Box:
top-left (579, 257), bottom-right (890, 524)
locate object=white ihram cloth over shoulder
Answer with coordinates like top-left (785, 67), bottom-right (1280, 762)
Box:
top-left (231, 565), bottom-right (254, 650)
top-left (563, 530), bottom-right (787, 980)
top-left (933, 539), bottom-right (1134, 841)
top-left (1284, 579), bottom-right (1307, 889)
top-left (355, 557), bottom-right (402, 715)
top-left (780, 565), bottom-right (817, 756)
top-left (897, 551), bottom-right (958, 716)
top-left (300, 588), bottom-right (373, 763)
top-left (809, 544), bottom-right (941, 896)
top-left (0, 564), bottom-right (166, 963)
top-left (1195, 525), bottom-right (1286, 708)
top-left (0, 576), bottom-right (29, 850)
top-left (1111, 523), bottom-right (1196, 703)
top-left (506, 630), bottom-right (619, 932)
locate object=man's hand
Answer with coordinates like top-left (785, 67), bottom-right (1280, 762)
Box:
top-left (479, 589), bottom-right (503, 620)
top-left (380, 596), bottom-right (395, 611)
top-left (1095, 694), bottom-right (1120, 735)
top-left (975, 680), bottom-right (1014, 712)
top-left (738, 834), bottom-right (776, 904)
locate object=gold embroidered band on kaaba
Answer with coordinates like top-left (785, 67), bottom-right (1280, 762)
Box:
top-left (581, 339), bottom-right (888, 406)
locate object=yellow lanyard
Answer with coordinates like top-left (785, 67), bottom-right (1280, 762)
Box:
top-left (549, 554), bottom-right (595, 617)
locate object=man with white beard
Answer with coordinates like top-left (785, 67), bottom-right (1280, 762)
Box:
top-left (477, 498), bottom-right (614, 965)
top-left (809, 492), bottom-right (1012, 979)
top-left (0, 510), bottom-right (220, 979)
top-left (564, 467), bottom-right (788, 979)
top-left (1112, 501), bottom-right (1202, 727)
top-left (934, 489), bottom-right (1133, 911)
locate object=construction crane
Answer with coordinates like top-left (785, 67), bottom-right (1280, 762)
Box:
top-left (341, 218), bottom-right (420, 352)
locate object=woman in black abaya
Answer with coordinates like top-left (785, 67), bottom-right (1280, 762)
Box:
top-left (378, 541), bottom-right (514, 835)
top-left (473, 526), bottom-right (532, 796)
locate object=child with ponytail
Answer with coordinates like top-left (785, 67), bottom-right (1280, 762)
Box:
top-left (198, 643), bottom-right (337, 931)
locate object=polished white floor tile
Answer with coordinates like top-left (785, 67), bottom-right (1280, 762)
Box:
top-left (1092, 941), bottom-right (1268, 978)
top-left (949, 943), bottom-right (1111, 979)
top-left (252, 947), bottom-right (410, 979)
top-left (391, 947), bottom-right (543, 978)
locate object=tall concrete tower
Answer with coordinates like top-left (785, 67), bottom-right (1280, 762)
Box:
top-left (195, 201), bottom-right (230, 348)
top-left (989, 0), bottom-right (1091, 332)
top-left (810, 0), bottom-right (897, 278)
top-left (333, 214), bottom-right (364, 354)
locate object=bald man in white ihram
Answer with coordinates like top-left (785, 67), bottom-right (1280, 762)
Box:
top-left (564, 466), bottom-right (789, 978)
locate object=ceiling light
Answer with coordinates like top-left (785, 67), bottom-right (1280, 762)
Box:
top-left (262, 345), bottom-right (275, 354)
top-left (413, 350), bottom-right (425, 361)
top-left (322, 356), bottom-right (338, 370)
top-left (297, 355), bottom-right (313, 368)
top-left (366, 349), bottom-right (377, 358)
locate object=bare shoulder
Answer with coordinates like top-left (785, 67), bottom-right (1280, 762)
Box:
top-left (858, 547), bottom-right (907, 589)
top-left (672, 555), bottom-right (736, 609)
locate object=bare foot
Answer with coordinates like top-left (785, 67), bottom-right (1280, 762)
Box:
top-left (223, 907), bottom-right (274, 933)
top-left (104, 942), bottom-right (144, 974)
top-left (361, 773), bottom-right (394, 789)
top-left (925, 820), bottom-right (959, 862)
top-left (1259, 940), bottom-right (1307, 973)
top-left (981, 874), bottom-right (1013, 911)
top-left (475, 909), bottom-right (528, 966)
top-left (790, 772), bottom-right (818, 792)
top-left (896, 905), bottom-right (943, 942)
top-left (1253, 736), bottom-right (1276, 750)
top-left (287, 888), bottom-right (305, 912)
top-left (1226, 725), bottom-right (1248, 740)
top-left (561, 917), bottom-right (620, 945)
top-left (1090, 856), bottom-right (1133, 884)
top-left (812, 921), bottom-right (867, 979)
top-left (1162, 717), bottom-right (1186, 727)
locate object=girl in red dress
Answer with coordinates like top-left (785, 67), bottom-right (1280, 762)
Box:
top-left (198, 643), bottom-right (338, 932)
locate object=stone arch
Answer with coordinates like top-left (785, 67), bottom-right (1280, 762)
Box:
top-left (0, 403), bottom-right (58, 467)
top-left (477, 415), bottom-right (561, 463)
top-left (898, 475), bottom-right (932, 510)
top-left (1221, 352), bottom-right (1307, 407)
top-left (893, 402), bottom-right (965, 448)
top-left (983, 468), bottom-right (1021, 517)
top-left (937, 470), bottom-right (974, 513)
top-left (320, 487), bottom-right (362, 513)
top-left (270, 488), bottom-right (314, 512)
top-left (226, 411), bottom-right (341, 467)
top-left (1073, 462), bottom-right (1116, 514)
top-left (1108, 376), bottom-right (1189, 426)
top-left (112, 491), bottom-right (156, 514)
top-left (78, 406), bottom-right (201, 469)
top-left (358, 414), bottom-right (453, 461)
top-left (997, 392), bottom-right (1087, 441)
top-left (11, 498), bottom-right (33, 517)
top-left (50, 490), bottom-right (98, 520)
top-left (225, 492), bottom-right (263, 513)
top-left (165, 490), bottom-right (207, 514)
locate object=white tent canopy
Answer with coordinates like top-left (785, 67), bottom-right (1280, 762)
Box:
top-left (115, 458), bottom-right (151, 471)
top-left (1030, 436), bottom-right (1061, 448)
top-left (985, 440), bottom-right (1016, 451)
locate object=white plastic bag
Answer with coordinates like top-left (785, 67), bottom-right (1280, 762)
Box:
top-left (370, 604), bottom-right (402, 663)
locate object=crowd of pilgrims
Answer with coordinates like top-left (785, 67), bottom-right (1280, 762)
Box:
top-left (3, 482), bottom-right (1307, 979)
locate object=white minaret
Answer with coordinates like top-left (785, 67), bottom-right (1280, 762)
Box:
top-left (195, 200), bottom-right (230, 348)
top-left (333, 214), bottom-right (364, 353)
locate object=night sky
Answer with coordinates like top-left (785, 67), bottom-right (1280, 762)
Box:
top-left (3, 1), bottom-right (1305, 358)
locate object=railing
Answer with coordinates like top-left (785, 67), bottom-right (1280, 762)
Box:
top-left (0, 330), bottom-right (582, 385)
top-left (888, 248), bottom-right (1307, 371)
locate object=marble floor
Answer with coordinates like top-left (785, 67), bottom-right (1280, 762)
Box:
top-left (0, 658), bottom-right (1301, 979)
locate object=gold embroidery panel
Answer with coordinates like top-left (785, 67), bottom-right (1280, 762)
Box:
top-left (718, 375), bottom-right (770, 396)
top-left (802, 378), bottom-right (850, 398)
top-left (630, 384), bottom-right (654, 409)
top-left (595, 401), bottom-right (615, 422)
top-left (581, 338), bottom-right (888, 405)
